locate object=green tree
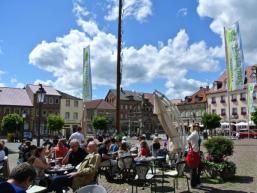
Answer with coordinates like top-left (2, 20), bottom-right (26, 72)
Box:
top-left (1, 113), bottom-right (23, 133)
top-left (202, 112), bottom-right (221, 135)
top-left (251, 108), bottom-right (257, 126)
top-left (92, 116), bottom-right (108, 133)
top-left (47, 114), bottom-right (64, 131)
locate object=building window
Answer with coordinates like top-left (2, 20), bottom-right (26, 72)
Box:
top-left (4, 108), bottom-right (10, 114)
top-left (221, 109), bottom-right (226, 116)
top-left (125, 105), bottom-right (128, 110)
top-left (49, 97), bottom-right (53, 104)
top-left (74, 100), bottom-right (78, 107)
top-left (231, 94), bottom-right (237, 102)
top-left (73, 112), bottom-right (78, 120)
top-left (43, 111), bottom-right (47, 117)
top-left (232, 108), bottom-right (237, 115)
top-left (211, 97), bottom-right (216, 104)
top-left (241, 107), bottom-right (247, 115)
top-left (240, 93), bottom-right (246, 101)
top-left (65, 112), bottom-right (70, 119)
top-left (253, 91), bottom-right (256, 100)
top-left (66, 100), bottom-right (70, 107)
top-left (220, 95), bottom-right (226, 103)
top-left (44, 96), bottom-right (48, 104)
top-left (212, 109), bottom-right (216, 114)
top-left (55, 98), bottom-right (59, 104)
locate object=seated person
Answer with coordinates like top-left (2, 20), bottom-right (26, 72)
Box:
top-left (53, 139), bottom-right (68, 159)
top-left (118, 142), bottom-right (131, 158)
top-left (150, 137), bottom-right (161, 157)
top-left (62, 139), bottom-right (87, 166)
top-left (49, 142), bottom-right (101, 192)
top-left (138, 140), bottom-right (150, 157)
top-left (2, 140), bottom-right (8, 156)
top-left (109, 138), bottom-right (118, 153)
top-left (0, 162), bottom-right (36, 193)
top-left (0, 142), bottom-right (5, 161)
top-left (27, 147), bottom-right (50, 178)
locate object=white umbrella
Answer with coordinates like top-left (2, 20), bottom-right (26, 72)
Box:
top-left (249, 120), bottom-right (255, 126)
top-left (221, 122), bottom-right (229, 126)
top-left (153, 91), bottom-right (186, 152)
top-left (235, 122), bottom-right (248, 126)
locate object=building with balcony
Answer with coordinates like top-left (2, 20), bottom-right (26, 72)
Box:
top-left (84, 99), bottom-right (115, 134)
top-left (207, 64), bottom-right (257, 123)
top-left (177, 86), bottom-right (210, 127)
top-left (0, 87), bottom-right (33, 136)
top-left (58, 91), bottom-right (83, 138)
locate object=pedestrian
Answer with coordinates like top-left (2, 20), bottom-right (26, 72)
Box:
top-left (68, 126), bottom-right (85, 144)
top-left (187, 123), bottom-right (201, 188)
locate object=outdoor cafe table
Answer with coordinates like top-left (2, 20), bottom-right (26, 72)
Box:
top-left (45, 165), bottom-right (75, 176)
top-left (134, 156), bottom-right (165, 174)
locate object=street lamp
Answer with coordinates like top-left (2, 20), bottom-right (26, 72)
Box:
top-left (36, 84), bottom-right (46, 147)
top-left (22, 112), bottom-right (26, 140)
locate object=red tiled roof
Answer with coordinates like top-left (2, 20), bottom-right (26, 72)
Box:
top-left (143, 93), bottom-right (154, 105)
top-left (177, 87), bottom-right (209, 105)
top-left (85, 99), bottom-right (115, 110)
top-left (0, 87), bottom-right (33, 106)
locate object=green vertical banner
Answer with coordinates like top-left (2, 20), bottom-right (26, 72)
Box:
top-left (83, 46), bottom-right (92, 102)
top-left (247, 83), bottom-right (255, 113)
top-left (224, 22), bottom-right (245, 91)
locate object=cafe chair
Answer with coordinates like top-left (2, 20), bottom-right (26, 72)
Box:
top-left (163, 161), bottom-right (190, 193)
top-left (130, 163), bottom-right (156, 193)
top-left (117, 156), bottom-right (135, 181)
top-left (75, 184), bottom-right (107, 193)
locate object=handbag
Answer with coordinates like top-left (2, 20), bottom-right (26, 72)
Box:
top-left (185, 144), bottom-right (200, 169)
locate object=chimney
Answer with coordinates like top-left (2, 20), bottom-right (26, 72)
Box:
top-left (200, 86), bottom-right (203, 90)
top-left (206, 86), bottom-right (209, 90)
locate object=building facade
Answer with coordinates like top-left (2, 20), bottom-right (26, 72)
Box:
top-left (177, 86), bottom-right (209, 127)
top-left (85, 99), bottom-right (115, 134)
top-left (0, 87), bottom-right (33, 137)
top-left (105, 89), bottom-right (161, 136)
top-left (58, 91), bottom-right (83, 138)
top-left (26, 85), bottom-right (61, 137)
top-left (207, 65), bottom-right (257, 123)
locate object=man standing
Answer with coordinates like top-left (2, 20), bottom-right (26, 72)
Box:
top-left (69, 126), bottom-right (85, 144)
top-left (50, 141), bottom-right (101, 192)
top-left (0, 163), bottom-right (36, 193)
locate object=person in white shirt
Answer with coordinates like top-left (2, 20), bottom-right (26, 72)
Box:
top-left (186, 123), bottom-right (201, 188)
top-left (69, 127), bottom-right (85, 144)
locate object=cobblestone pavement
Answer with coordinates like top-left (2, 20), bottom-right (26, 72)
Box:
top-left (6, 139), bottom-right (257, 193)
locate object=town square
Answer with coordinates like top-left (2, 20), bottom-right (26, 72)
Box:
top-left (0, 0), bottom-right (257, 193)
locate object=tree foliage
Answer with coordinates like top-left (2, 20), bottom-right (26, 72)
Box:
top-left (251, 108), bottom-right (257, 126)
top-left (92, 116), bottom-right (108, 131)
top-left (47, 114), bottom-right (64, 131)
top-left (202, 112), bottom-right (221, 131)
top-left (1, 113), bottom-right (23, 133)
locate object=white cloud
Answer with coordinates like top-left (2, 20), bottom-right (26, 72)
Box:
top-left (16, 82), bottom-right (25, 88)
top-left (105, 0), bottom-right (152, 22)
top-left (73, 1), bottom-right (89, 17)
top-left (197, 0), bottom-right (257, 65)
top-left (11, 78), bottom-right (17, 83)
top-left (29, 15), bottom-right (220, 99)
top-left (177, 8), bottom-right (188, 17)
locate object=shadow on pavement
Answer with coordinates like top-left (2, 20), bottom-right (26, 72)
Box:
top-left (191, 185), bottom-right (248, 193)
top-left (229, 175), bottom-right (254, 184)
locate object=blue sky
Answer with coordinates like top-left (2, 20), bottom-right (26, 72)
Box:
top-left (0, 0), bottom-right (256, 99)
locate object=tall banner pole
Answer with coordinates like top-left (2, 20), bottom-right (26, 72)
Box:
top-left (247, 83), bottom-right (255, 139)
top-left (224, 27), bottom-right (232, 138)
top-left (82, 46), bottom-right (92, 136)
top-left (224, 22), bottom-right (245, 138)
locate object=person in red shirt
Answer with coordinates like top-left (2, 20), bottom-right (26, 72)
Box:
top-left (138, 140), bottom-right (150, 157)
top-left (53, 139), bottom-right (68, 159)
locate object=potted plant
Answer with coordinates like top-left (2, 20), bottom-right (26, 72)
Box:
top-left (203, 136), bottom-right (236, 180)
